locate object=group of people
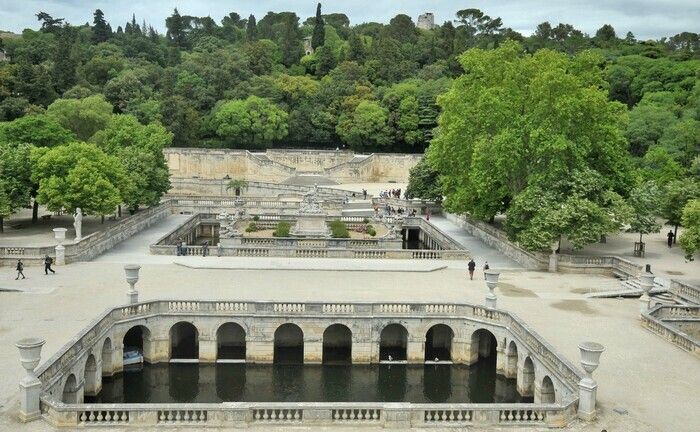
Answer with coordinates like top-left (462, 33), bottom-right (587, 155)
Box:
top-left (14, 256), bottom-right (55, 280)
top-left (467, 259), bottom-right (489, 280)
top-left (378, 188), bottom-right (406, 199)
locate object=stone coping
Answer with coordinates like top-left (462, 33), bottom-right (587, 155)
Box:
top-left (641, 305), bottom-right (700, 355)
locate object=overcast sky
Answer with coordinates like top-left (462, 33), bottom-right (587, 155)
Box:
top-left (1, 1), bottom-right (697, 40)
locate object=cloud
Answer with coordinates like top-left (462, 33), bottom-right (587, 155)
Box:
top-left (0, 0), bottom-right (697, 40)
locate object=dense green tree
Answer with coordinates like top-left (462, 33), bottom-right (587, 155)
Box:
top-left (46, 94), bottom-right (114, 140)
top-left (406, 157), bottom-right (442, 201)
top-left (92, 9), bottom-right (113, 43)
top-left (311, 3), bottom-right (325, 50)
top-left (31, 142), bottom-right (132, 219)
top-left (0, 115), bottom-right (75, 147)
top-left (627, 181), bottom-right (662, 244)
top-left (661, 180), bottom-right (700, 242)
top-left (246, 15), bottom-right (258, 42)
top-left (679, 199), bottom-right (700, 260)
top-left (315, 45), bottom-right (337, 77)
top-left (346, 32), bottom-right (366, 63)
top-left (0, 142), bottom-right (33, 231)
top-left (212, 96), bottom-right (288, 146)
top-left (336, 100), bottom-right (391, 150)
top-left (166, 9), bottom-right (188, 48)
top-left (429, 42), bottom-right (632, 251)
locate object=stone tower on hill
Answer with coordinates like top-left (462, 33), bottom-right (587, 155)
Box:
top-left (417, 13), bottom-right (435, 30)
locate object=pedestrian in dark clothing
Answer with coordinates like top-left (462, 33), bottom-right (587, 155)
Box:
top-left (202, 241), bottom-right (209, 257)
top-left (468, 259), bottom-right (476, 280)
top-left (15, 260), bottom-right (26, 280)
top-left (667, 230), bottom-right (674, 248)
top-left (484, 261), bottom-right (490, 271)
top-left (363, 189), bottom-right (367, 200)
top-left (44, 255), bottom-right (55, 275)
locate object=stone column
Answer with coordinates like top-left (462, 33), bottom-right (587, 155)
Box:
top-left (199, 338), bottom-right (217, 363)
top-left (495, 337), bottom-right (507, 375)
top-left (407, 338), bottom-right (424, 363)
top-left (304, 340), bottom-right (323, 364)
top-left (351, 342), bottom-right (372, 364)
top-left (53, 228), bottom-right (67, 265)
top-left (578, 342), bottom-right (605, 421)
top-left (16, 338), bottom-right (45, 422)
top-left (638, 273), bottom-right (655, 316)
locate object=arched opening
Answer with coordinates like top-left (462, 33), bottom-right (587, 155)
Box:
top-left (540, 375), bottom-right (555, 403)
top-left (123, 325), bottom-right (151, 367)
top-left (170, 322), bottom-right (199, 360)
top-left (424, 324), bottom-right (454, 362)
top-left (217, 323), bottom-right (246, 361)
top-left (506, 341), bottom-right (518, 378)
top-left (519, 356), bottom-right (535, 397)
top-left (322, 324), bottom-right (352, 364)
top-left (470, 328), bottom-right (497, 364)
top-left (101, 338), bottom-right (113, 376)
top-left (62, 374), bottom-right (79, 404)
top-left (274, 323), bottom-right (304, 364)
top-left (83, 354), bottom-right (100, 396)
top-left (380, 324), bottom-right (408, 361)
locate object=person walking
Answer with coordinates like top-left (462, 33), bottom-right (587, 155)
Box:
top-left (484, 261), bottom-right (490, 271)
top-left (362, 189), bottom-right (367, 200)
top-left (467, 259), bottom-right (476, 280)
top-left (44, 255), bottom-right (55, 275)
top-left (667, 230), bottom-right (674, 248)
top-left (202, 241), bottom-right (209, 257)
top-left (15, 259), bottom-right (26, 280)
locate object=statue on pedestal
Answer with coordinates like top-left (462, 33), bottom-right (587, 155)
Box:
top-left (73, 208), bottom-right (83, 241)
top-left (299, 183), bottom-right (324, 215)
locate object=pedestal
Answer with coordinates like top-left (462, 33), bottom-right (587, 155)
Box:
top-left (485, 292), bottom-right (497, 309)
top-left (127, 289), bottom-right (138, 304)
top-left (18, 379), bottom-right (42, 422)
top-left (55, 244), bottom-right (65, 265)
top-left (291, 214), bottom-right (330, 237)
top-left (548, 250), bottom-right (558, 272)
top-left (639, 294), bottom-right (650, 316)
top-left (578, 378), bottom-right (598, 421)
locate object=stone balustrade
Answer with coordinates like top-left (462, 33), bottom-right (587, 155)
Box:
top-left (641, 305), bottom-right (699, 356)
top-left (40, 399), bottom-right (578, 428)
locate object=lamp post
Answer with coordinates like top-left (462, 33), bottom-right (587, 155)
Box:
top-left (53, 228), bottom-right (67, 265)
top-left (484, 270), bottom-right (500, 308)
top-left (16, 337), bottom-right (45, 422)
top-left (577, 341), bottom-right (605, 421)
top-left (124, 264), bottom-right (141, 304)
top-left (638, 272), bottom-right (655, 316)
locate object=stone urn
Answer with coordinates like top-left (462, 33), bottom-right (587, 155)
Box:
top-left (578, 341), bottom-right (605, 385)
top-left (638, 273), bottom-right (655, 314)
top-left (52, 228), bottom-right (68, 265)
top-left (124, 264), bottom-right (141, 304)
top-left (15, 338), bottom-right (46, 384)
top-left (52, 227), bottom-right (67, 244)
top-left (484, 270), bottom-right (500, 308)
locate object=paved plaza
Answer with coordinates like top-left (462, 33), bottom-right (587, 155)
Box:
top-left (0, 214), bottom-right (699, 432)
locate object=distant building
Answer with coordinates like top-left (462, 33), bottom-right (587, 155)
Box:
top-left (417, 13), bottom-right (435, 30)
top-left (303, 36), bottom-right (313, 56)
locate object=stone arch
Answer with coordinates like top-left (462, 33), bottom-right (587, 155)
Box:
top-left (62, 374), bottom-right (79, 404)
top-left (123, 325), bottom-right (151, 358)
top-left (322, 324), bottom-right (352, 364)
top-left (274, 323), bottom-right (304, 364)
top-left (539, 375), bottom-right (556, 403)
top-left (380, 323), bottom-right (408, 361)
top-left (216, 322), bottom-right (246, 361)
top-left (170, 321), bottom-right (199, 360)
top-left (518, 356), bottom-right (535, 397)
top-left (101, 338), bottom-right (113, 376)
top-left (469, 328), bottom-right (497, 364)
top-left (424, 324), bottom-right (454, 362)
top-left (505, 340), bottom-right (518, 378)
top-left (83, 354), bottom-right (100, 396)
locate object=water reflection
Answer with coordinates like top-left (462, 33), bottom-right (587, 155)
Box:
top-left (86, 362), bottom-right (530, 404)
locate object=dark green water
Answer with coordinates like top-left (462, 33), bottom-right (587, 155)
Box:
top-left (86, 360), bottom-right (530, 404)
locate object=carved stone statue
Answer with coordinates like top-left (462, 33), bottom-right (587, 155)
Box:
top-left (73, 208), bottom-right (83, 241)
top-left (299, 183), bottom-right (324, 215)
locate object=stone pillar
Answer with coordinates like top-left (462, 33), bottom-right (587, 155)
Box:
top-left (495, 337), bottom-right (507, 375)
top-left (199, 338), bottom-right (217, 363)
top-left (124, 264), bottom-right (140, 305)
top-left (247, 340), bottom-right (274, 363)
top-left (578, 342), bottom-right (605, 421)
top-left (407, 338), bottom-right (424, 363)
top-left (451, 339), bottom-right (470, 364)
top-left (516, 359), bottom-right (534, 397)
top-left (548, 241), bottom-right (559, 272)
top-left (351, 342), bottom-right (372, 364)
top-left (148, 337), bottom-right (168, 363)
top-left (16, 338), bottom-right (45, 422)
top-left (638, 273), bottom-right (655, 316)
top-left (53, 228), bottom-right (67, 265)
top-left (304, 340), bottom-right (323, 364)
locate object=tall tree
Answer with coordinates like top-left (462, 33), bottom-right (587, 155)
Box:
top-left (166, 8), bottom-right (188, 48)
top-left (212, 96), bottom-right (288, 146)
top-left (429, 41), bottom-right (632, 251)
top-left (246, 14), bottom-right (258, 42)
top-left (311, 3), bottom-right (325, 50)
top-left (45, 95), bottom-right (114, 141)
top-left (679, 199), bottom-right (700, 260)
top-left (92, 9), bottom-right (112, 43)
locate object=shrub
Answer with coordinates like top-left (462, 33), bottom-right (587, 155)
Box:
top-left (362, 218), bottom-right (369, 223)
top-left (273, 221), bottom-right (291, 237)
top-left (329, 220), bottom-right (350, 238)
top-left (366, 224), bottom-right (376, 237)
top-left (245, 222), bottom-right (258, 233)
top-left (252, 215), bottom-right (260, 221)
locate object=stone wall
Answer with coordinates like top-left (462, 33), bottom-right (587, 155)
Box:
top-left (164, 148), bottom-right (422, 184)
top-left (168, 178), bottom-right (357, 198)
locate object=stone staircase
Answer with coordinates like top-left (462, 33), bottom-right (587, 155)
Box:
top-left (342, 200), bottom-right (375, 217)
top-left (586, 276), bottom-right (681, 305)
